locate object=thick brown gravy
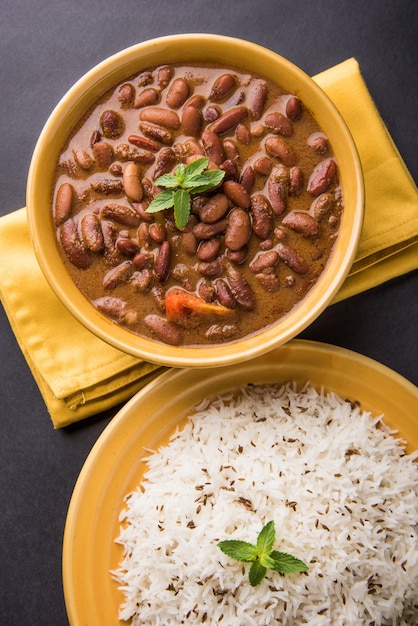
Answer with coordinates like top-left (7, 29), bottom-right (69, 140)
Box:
top-left (53, 63), bottom-right (343, 346)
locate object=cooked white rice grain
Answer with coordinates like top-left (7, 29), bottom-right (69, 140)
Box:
top-left (113, 382), bottom-right (418, 625)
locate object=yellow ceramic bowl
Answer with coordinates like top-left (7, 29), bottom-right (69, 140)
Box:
top-left (27, 34), bottom-right (364, 368)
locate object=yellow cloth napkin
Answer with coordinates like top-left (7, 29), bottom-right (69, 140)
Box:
top-left (0, 57), bottom-right (417, 428)
top-left (314, 58), bottom-right (418, 301)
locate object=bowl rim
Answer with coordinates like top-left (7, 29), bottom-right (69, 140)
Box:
top-left (27, 33), bottom-right (364, 368)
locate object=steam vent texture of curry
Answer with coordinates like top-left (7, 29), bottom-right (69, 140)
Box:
top-left (53, 63), bottom-right (343, 347)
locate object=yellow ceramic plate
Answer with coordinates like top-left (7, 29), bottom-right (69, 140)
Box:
top-left (62, 339), bottom-right (418, 625)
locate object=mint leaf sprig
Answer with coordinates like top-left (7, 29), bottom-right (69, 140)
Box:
top-left (217, 520), bottom-right (308, 587)
top-left (146, 157), bottom-right (225, 229)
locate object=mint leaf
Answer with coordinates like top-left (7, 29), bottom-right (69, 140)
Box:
top-left (256, 520), bottom-right (276, 554)
top-left (146, 189), bottom-right (176, 213)
top-left (145, 156), bottom-right (225, 228)
top-left (173, 188), bottom-right (191, 229)
top-left (249, 560), bottom-right (267, 587)
top-left (217, 520), bottom-right (308, 587)
top-left (270, 551), bottom-right (309, 574)
top-left (183, 170), bottom-right (225, 193)
top-left (182, 157), bottom-right (210, 179)
top-left (174, 163), bottom-right (186, 185)
top-left (217, 540), bottom-right (258, 562)
top-left (154, 173), bottom-right (179, 189)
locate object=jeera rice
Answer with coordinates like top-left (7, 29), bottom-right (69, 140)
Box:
top-left (113, 383), bottom-right (418, 625)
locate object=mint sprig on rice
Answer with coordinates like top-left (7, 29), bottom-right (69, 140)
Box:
top-left (218, 520), bottom-right (308, 586)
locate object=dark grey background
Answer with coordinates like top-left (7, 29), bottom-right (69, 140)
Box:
top-left (0, 1), bottom-right (417, 624)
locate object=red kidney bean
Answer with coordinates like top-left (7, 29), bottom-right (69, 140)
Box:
top-left (144, 314), bottom-right (182, 345)
top-left (123, 162), bottom-right (143, 202)
top-left (193, 218), bottom-right (228, 240)
top-left (115, 143), bottom-right (156, 164)
top-left (286, 96), bottom-right (302, 120)
top-left (239, 165), bottom-right (255, 193)
top-left (153, 147), bottom-right (176, 179)
top-left (138, 121), bottom-right (173, 145)
top-left (185, 94), bottom-right (205, 109)
top-left (91, 178), bottom-right (124, 195)
top-left (149, 222), bottom-right (167, 243)
top-left (264, 112), bottom-right (293, 137)
top-left (181, 230), bottom-right (198, 255)
top-left (139, 107), bottom-right (180, 129)
top-left (128, 134), bottom-right (159, 151)
top-left (235, 123), bottom-right (251, 145)
top-left (166, 77), bottom-right (189, 109)
top-left (92, 141), bottom-right (114, 169)
top-left (181, 105), bottom-right (203, 137)
top-left (209, 73), bottom-right (236, 101)
top-left (132, 201), bottom-right (153, 222)
top-left (60, 218), bottom-right (92, 269)
top-left (282, 211), bottom-right (319, 237)
top-left (93, 296), bottom-right (138, 325)
top-left (101, 203), bottom-right (141, 227)
top-left (118, 83), bottom-right (135, 106)
top-left (308, 132), bottom-right (329, 155)
top-left (74, 149), bottom-right (94, 171)
top-left (100, 220), bottom-right (121, 265)
top-left (226, 246), bottom-right (248, 264)
top-left (253, 156), bottom-right (273, 176)
top-left (223, 180), bottom-right (250, 209)
top-left (201, 129), bottom-right (225, 165)
top-left (90, 130), bottom-right (102, 147)
top-left (249, 250), bottom-right (279, 273)
top-left (103, 260), bottom-right (133, 290)
top-left (210, 106), bottom-right (248, 135)
top-left (227, 270), bottom-right (255, 310)
top-left (307, 158), bottom-right (337, 196)
top-left (184, 138), bottom-right (205, 156)
top-left (215, 278), bottom-right (236, 308)
top-left (276, 242), bottom-right (308, 274)
top-left (274, 227), bottom-right (287, 241)
top-left (154, 240), bottom-right (171, 281)
top-left (137, 222), bottom-right (151, 249)
top-left (256, 269), bottom-right (281, 292)
top-left (225, 208), bottom-right (251, 251)
top-left (54, 182), bottom-right (74, 225)
top-left (80, 213), bottom-right (104, 252)
top-left (197, 238), bottom-right (222, 262)
top-left (133, 251), bottom-right (154, 270)
top-left (265, 136), bottom-right (296, 166)
top-left (267, 165), bottom-right (289, 216)
top-left (289, 166), bottom-right (304, 196)
top-left (199, 193), bottom-right (229, 224)
top-left (100, 110), bottom-right (124, 139)
top-left (312, 192), bottom-right (335, 220)
top-left (109, 163), bottom-right (122, 176)
top-left (220, 159), bottom-right (239, 181)
top-left (222, 139), bottom-right (240, 163)
top-left (198, 278), bottom-right (216, 302)
top-left (250, 194), bottom-right (274, 240)
top-left (198, 258), bottom-right (223, 277)
top-left (134, 87), bottom-right (159, 109)
top-left (157, 66), bottom-right (173, 89)
top-left (247, 80), bottom-right (268, 120)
